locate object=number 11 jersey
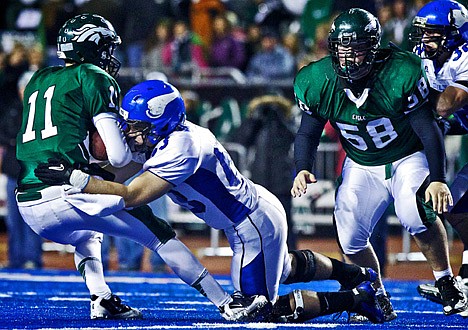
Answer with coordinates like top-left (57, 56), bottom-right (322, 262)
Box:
top-left (17, 64), bottom-right (120, 187)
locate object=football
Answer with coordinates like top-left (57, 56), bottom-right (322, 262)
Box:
top-left (89, 129), bottom-right (108, 161)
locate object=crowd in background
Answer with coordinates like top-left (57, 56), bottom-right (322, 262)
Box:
top-left (0, 0), bottom-right (467, 272)
top-left (0, 0), bottom-right (436, 81)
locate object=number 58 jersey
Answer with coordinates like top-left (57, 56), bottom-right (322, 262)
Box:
top-left (16, 64), bottom-right (120, 186)
top-left (142, 121), bottom-right (258, 230)
top-left (294, 49), bottom-right (430, 166)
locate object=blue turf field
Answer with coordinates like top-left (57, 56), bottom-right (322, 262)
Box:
top-left (0, 269), bottom-right (467, 329)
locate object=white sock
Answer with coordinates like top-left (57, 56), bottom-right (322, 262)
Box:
top-left (75, 237), bottom-right (112, 299)
top-left (157, 238), bottom-right (231, 307)
top-left (433, 268), bottom-right (453, 281)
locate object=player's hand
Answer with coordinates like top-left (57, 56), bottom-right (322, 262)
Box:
top-left (34, 158), bottom-right (73, 185)
top-left (291, 170), bottom-right (317, 198)
top-left (35, 158), bottom-right (115, 185)
top-left (425, 181), bottom-right (453, 214)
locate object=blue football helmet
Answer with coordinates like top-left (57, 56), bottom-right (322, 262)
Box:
top-left (410, 0), bottom-right (468, 58)
top-left (120, 80), bottom-right (186, 149)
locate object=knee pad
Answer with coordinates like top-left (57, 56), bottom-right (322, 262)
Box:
top-left (283, 250), bottom-right (316, 284)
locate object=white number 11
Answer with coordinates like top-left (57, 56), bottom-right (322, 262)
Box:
top-left (22, 86), bottom-right (58, 143)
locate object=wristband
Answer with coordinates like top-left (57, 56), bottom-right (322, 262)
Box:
top-left (69, 170), bottom-right (91, 190)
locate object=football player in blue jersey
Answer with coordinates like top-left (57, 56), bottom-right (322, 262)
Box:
top-left (410, 0), bottom-right (468, 315)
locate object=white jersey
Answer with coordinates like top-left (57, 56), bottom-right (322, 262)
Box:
top-left (142, 121), bottom-right (258, 230)
top-left (418, 44), bottom-right (468, 212)
top-left (420, 44), bottom-right (468, 130)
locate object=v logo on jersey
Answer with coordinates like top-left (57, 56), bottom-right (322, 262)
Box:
top-left (344, 88), bottom-right (370, 109)
top-left (71, 24), bottom-right (114, 45)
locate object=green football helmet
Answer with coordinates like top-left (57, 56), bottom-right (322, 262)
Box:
top-left (57, 13), bottom-right (121, 77)
top-left (328, 8), bottom-right (381, 81)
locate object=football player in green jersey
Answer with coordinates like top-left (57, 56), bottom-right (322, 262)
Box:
top-left (15, 13), bottom-right (252, 321)
top-left (291, 8), bottom-right (466, 320)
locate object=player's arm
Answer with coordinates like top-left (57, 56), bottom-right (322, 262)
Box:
top-left (435, 83), bottom-right (468, 118)
top-left (408, 106), bottom-right (453, 213)
top-left (34, 158), bottom-right (172, 208)
top-left (93, 112), bottom-right (132, 168)
top-left (291, 110), bottom-right (327, 197)
top-left (100, 160), bottom-right (143, 183)
top-left (82, 170), bottom-right (173, 208)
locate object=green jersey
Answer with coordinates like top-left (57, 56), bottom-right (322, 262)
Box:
top-left (294, 49), bottom-right (430, 166)
top-left (16, 64), bottom-right (120, 187)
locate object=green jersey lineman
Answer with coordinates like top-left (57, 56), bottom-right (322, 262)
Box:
top-left (294, 49), bottom-right (428, 166)
top-left (17, 64), bottom-right (120, 188)
top-left (292, 8), bottom-right (458, 320)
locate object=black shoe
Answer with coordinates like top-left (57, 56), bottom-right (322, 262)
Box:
top-left (90, 294), bottom-right (143, 319)
top-left (340, 267), bottom-right (378, 290)
top-left (377, 292), bottom-right (397, 321)
top-left (435, 275), bottom-right (468, 315)
top-left (219, 291), bottom-right (269, 322)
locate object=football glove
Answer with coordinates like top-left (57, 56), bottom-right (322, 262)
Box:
top-left (34, 158), bottom-right (73, 185)
top-left (35, 158), bottom-right (115, 185)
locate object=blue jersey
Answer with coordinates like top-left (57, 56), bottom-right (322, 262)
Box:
top-left (140, 122), bottom-right (258, 230)
top-left (418, 43), bottom-right (468, 130)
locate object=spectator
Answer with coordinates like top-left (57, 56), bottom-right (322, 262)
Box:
top-left (230, 94), bottom-right (297, 250)
top-left (181, 89), bottom-right (202, 125)
top-left (41, 0), bottom-right (77, 66)
top-left (162, 20), bottom-right (208, 76)
top-left (0, 43), bottom-right (29, 113)
top-left (120, 0), bottom-right (174, 68)
top-left (0, 60), bottom-right (43, 270)
top-left (142, 19), bottom-right (173, 74)
top-left (209, 14), bottom-right (246, 70)
top-left (300, 0), bottom-right (334, 48)
top-left (245, 29), bottom-right (295, 81)
top-left (381, 0), bottom-right (413, 50)
top-left (243, 24), bottom-right (262, 71)
top-left (297, 21), bottom-right (330, 69)
top-left (26, 42), bottom-right (44, 71)
top-left (282, 31), bottom-right (302, 61)
top-left (378, 4), bottom-right (394, 48)
top-left (189, 0), bottom-right (225, 49)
